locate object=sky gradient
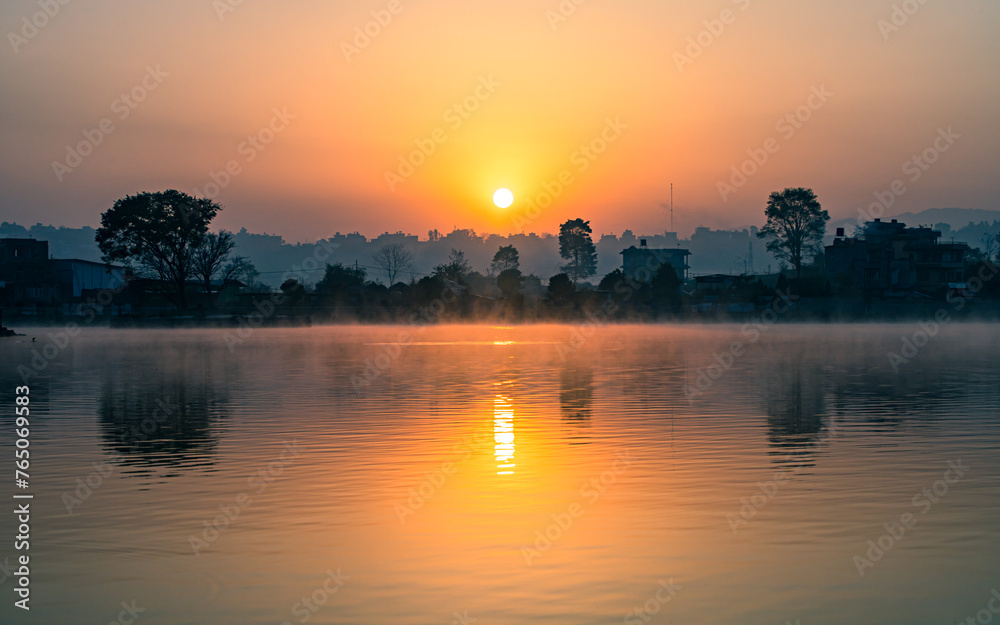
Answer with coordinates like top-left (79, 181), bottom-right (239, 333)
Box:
top-left (1, 0), bottom-right (998, 241)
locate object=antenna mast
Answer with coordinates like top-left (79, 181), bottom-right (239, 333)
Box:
top-left (670, 183), bottom-right (674, 233)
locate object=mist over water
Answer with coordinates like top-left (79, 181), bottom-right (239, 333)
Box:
top-left (1, 324), bottom-right (999, 625)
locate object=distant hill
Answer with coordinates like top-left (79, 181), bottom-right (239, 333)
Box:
top-left (890, 207), bottom-right (1000, 228)
top-left (829, 208), bottom-right (1000, 250)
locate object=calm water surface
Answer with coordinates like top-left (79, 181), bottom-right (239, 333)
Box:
top-left (1, 324), bottom-right (999, 625)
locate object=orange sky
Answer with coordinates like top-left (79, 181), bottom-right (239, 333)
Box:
top-left (1, 0), bottom-right (998, 241)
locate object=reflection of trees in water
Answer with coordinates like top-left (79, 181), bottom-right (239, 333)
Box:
top-left (754, 334), bottom-right (994, 466)
top-left (759, 353), bottom-right (827, 468)
top-left (560, 365), bottom-right (593, 422)
top-left (98, 346), bottom-right (230, 473)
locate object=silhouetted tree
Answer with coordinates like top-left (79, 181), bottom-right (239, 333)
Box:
top-left (413, 274), bottom-right (449, 306)
top-left (96, 190), bottom-right (220, 309)
top-left (497, 268), bottom-right (524, 298)
top-left (280, 278), bottom-right (306, 305)
top-left (980, 232), bottom-right (998, 262)
top-left (756, 188), bottom-right (829, 281)
top-left (315, 263), bottom-right (366, 302)
top-left (433, 248), bottom-right (472, 284)
top-left (598, 269), bottom-right (626, 292)
top-left (193, 231), bottom-right (234, 294)
top-left (490, 245), bottom-right (520, 276)
top-left (372, 243), bottom-right (413, 285)
top-left (547, 273), bottom-right (576, 306)
top-left (193, 231), bottom-right (251, 304)
top-left (559, 219), bottom-right (598, 283)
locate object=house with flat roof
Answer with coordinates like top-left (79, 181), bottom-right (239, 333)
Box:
top-left (825, 218), bottom-right (969, 297)
top-left (620, 239), bottom-right (690, 283)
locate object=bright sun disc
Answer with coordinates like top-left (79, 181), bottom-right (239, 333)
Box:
top-left (493, 188), bottom-right (514, 208)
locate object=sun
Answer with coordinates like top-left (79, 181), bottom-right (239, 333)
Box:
top-left (493, 188), bottom-right (514, 209)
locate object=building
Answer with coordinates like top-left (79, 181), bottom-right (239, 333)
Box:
top-left (0, 238), bottom-right (54, 306)
top-left (51, 259), bottom-right (126, 299)
top-left (825, 219), bottom-right (969, 297)
top-left (0, 238), bottom-right (126, 307)
top-left (693, 274), bottom-right (741, 292)
top-left (621, 239), bottom-right (691, 283)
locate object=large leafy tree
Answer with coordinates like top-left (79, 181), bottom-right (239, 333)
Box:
top-left (96, 190), bottom-right (220, 309)
top-left (558, 218), bottom-right (597, 284)
top-left (315, 263), bottom-right (366, 304)
top-left (490, 245), bottom-right (520, 276)
top-left (547, 273), bottom-right (576, 306)
top-left (497, 268), bottom-right (524, 298)
top-left (756, 188), bottom-right (829, 280)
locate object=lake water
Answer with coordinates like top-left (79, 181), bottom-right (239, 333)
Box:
top-left (2, 324), bottom-right (999, 625)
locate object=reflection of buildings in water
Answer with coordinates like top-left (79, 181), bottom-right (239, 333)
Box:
top-left (560, 365), bottom-right (593, 422)
top-left (494, 382), bottom-right (515, 475)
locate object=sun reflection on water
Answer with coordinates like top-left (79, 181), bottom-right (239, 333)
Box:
top-left (493, 382), bottom-right (515, 475)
